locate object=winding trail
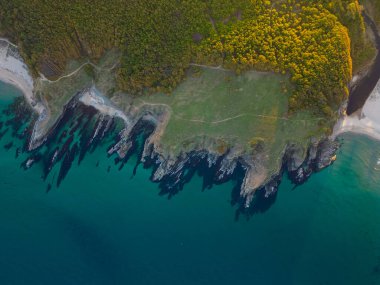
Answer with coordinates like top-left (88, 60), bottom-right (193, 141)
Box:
top-left (174, 113), bottom-right (322, 125)
top-left (135, 100), bottom-right (172, 110)
top-left (0, 37), bottom-right (18, 48)
top-left (40, 60), bottom-right (119, 84)
top-left (189, 63), bottom-right (230, 71)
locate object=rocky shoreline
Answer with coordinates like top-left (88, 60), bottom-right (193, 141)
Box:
top-left (0, 38), bottom-right (341, 208)
top-left (18, 90), bottom-right (339, 208)
top-left (77, 88), bottom-right (339, 206)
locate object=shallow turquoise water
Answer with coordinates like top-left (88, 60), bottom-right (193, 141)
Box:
top-left (1, 83), bottom-right (380, 284)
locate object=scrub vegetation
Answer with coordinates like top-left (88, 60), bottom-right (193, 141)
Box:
top-left (135, 67), bottom-right (322, 172)
top-left (0, 0), bottom-right (375, 118)
top-left (363, 0), bottom-right (380, 27)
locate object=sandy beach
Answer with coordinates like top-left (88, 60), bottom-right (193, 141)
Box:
top-left (0, 39), bottom-right (45, 114)
top-left (333, 78), bottom-right (380, 141)
top-left (0, 39), bottom-right (49, 149)
top-left (0, 38), bottom-right (132, 148)
top-left (0, 68), bottom-right (34, 103)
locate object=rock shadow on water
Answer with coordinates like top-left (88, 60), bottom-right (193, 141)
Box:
top-left (158, 154), bottom-right (227, 198)
top-left (3, 96), bottom-right (34, 139)
top-left (0, 95), bottom-right (336, 219)
top-left (14, 96), bottom-right (122, 189)
top-left (230, 164), bottom-right (280, 221)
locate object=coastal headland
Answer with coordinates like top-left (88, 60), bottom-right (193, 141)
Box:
top-left (0, 1), bottom-right (379, 207)
top-left (0, 38), bottom-right (339, 207)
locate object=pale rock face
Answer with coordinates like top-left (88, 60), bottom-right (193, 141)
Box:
top-left (79, 87), bottom-right (131, 124)
top-left (240, 166), bottom-right (268, 207)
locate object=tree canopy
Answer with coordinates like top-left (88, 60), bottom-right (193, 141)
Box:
top-left (0, 0), bottom-right (373, 117)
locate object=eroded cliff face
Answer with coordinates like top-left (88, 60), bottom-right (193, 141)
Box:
top-left (0, 38), bottom-right (338, 208)
top-left (25, 88), bottom-right (338, 207)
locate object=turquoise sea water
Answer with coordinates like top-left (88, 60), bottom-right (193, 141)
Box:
top-left (1, 82), bottom-right (380, 284)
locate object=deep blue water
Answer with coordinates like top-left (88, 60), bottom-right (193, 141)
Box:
top-left (1, 82), bottom-right (380, 284)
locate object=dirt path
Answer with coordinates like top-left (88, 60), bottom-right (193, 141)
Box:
top-left (189, 63), bottom-right (230, 71)
top-left (135, 99), bottom-right (172, 110)
top-left (175, 113), bottom-right (322, 125)
top-left (0, 38), bottom-right (18, 48)
top-left (40, 61), bottom-right (119, 84)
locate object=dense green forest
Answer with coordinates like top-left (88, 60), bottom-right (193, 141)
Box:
top-left (0, 0), bottom-right (375, 117)
top-left (198, 1), bottom-right (353, 116)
